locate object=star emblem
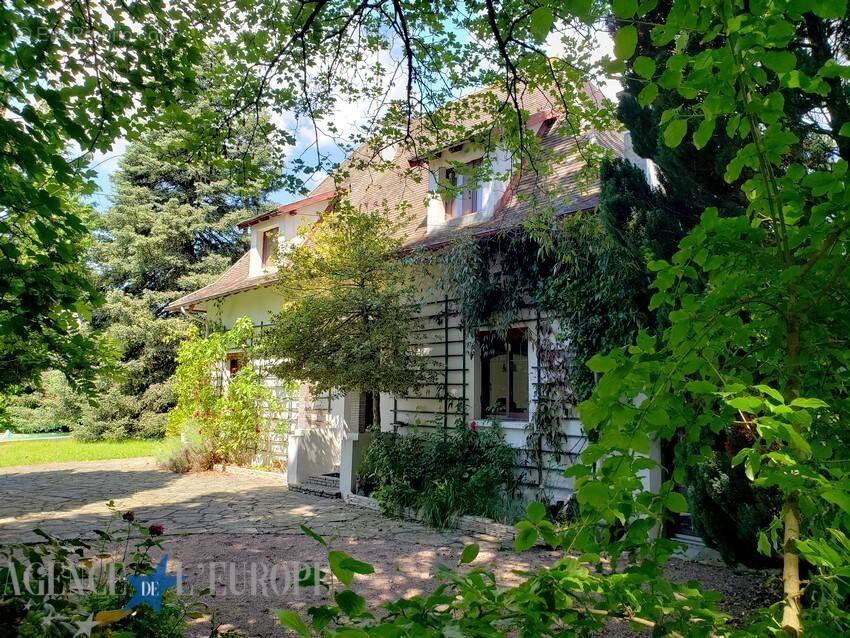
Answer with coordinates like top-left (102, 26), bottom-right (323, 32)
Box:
top-left (73, 614), bottom-right (99, 637)
top-left (124, 555), bottom-right (178, 612)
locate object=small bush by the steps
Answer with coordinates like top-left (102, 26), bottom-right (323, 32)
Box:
top-left (357, 423), bottom-right (518, 528)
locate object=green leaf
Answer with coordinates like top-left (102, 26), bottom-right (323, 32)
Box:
top-left (839, 122), bottom-right (850, 137)
top-left (822, 489), bottom-right (850, 515)
top-left (663, 119), bottom-right (688, 148)
top-left (530, 7), bottom-right (554, 42)
top-left (586, 353), bottom-right (617, 373)
top-left (811, 0), bottom-right (847, 19)
top-left (613, 0), bottom-right (638, 18)
top-left (526, 501), bottom-right (546, 523)
top-left (515, 522), bottom-right (538, 551)
top-left (789, 397), bottom-right (829, 409)
top-left (300, 524), bottom-right (327, 547)
top-left (339, 556), bottom-right (375, 575)
top-left (760, 51), bottom-right (797, 74)
top-left (577, 481), bottom-right (609, 509)
top-left (334, 590), bottom-right (367, 616)
top-left (664, 492), bottom-right (688, 514)
top-left (757, 532), bottom-right (772, 556)
top-left (614, 26), bottom-right (638, 60)
top-left (633, 55), bottom-right (656, 79)
top-left (638, 82), bottom-right (659, 107)
top-left (328, 551), bottom-right (357, 586)
top-left (692, 118), bottom-right (715, 150)
top-left (459, 543), bottom-right (480, 564)
top-left (276, 610), bottom-right (310, 637)
top-left (727, 396), bottom-right (762, 412)
top-left (754, 385), bottom-right (784, 403)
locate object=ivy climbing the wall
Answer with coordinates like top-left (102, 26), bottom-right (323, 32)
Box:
top-left (418, 157), bottom-right (691, 501)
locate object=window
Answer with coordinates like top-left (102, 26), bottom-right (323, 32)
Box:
top-left (480, 328), bottom-right (529, 419)
top-left (443, 159), bottom-right (482, 219)
top-left (261, 227), bottom-right (279, 268)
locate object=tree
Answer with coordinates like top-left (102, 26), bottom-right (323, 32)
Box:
top-left (610, 1), bottom-right (850, 568)
top-left (264, 204), bottom-right (431, 427)
top-left (83, 104), bottom-right (286, 439)
top-left (0, 194), bottom-right (102, 393)
top-left (0, 0), bottom-right (226, 391)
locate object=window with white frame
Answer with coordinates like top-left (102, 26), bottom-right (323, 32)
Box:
top-left (261, 227), bottom-right (279, 268)
top-left (479, 328), bottom-right (529, 420)
top-left (443, 158), bottom-right (483, 219)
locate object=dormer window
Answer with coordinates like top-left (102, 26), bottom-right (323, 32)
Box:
top-left (444, 158), bottom-right (482, 220)
top-left (261, 227), bottom-right (279, 268)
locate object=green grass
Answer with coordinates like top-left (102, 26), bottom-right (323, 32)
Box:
top-left (0, 438), bottom-right (163, 468)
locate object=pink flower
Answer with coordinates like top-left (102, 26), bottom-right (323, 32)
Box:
top-left (469, 420), bottom-right (477, 431)
top-left (148, 524), bottom-right (165, 536)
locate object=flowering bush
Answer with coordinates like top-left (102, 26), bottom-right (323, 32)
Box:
top-left (168, 317), bottom-right (279, 466)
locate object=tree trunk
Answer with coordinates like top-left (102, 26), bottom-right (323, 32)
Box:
top-left (781, 496), bottom-right (802, 635)
top-left (372, 391), bottom-right (381, 430)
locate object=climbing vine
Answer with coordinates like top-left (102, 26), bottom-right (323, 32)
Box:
top-left (420, 206), bottom-right (654, 485)
top-left (169, 317), bottom-right (282, 465)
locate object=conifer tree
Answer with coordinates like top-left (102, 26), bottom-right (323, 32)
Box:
top-left (82, 108), bottom-right (286, 439)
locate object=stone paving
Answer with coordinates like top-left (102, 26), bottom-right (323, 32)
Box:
top-left (0, 458), bottom-right (478, 547)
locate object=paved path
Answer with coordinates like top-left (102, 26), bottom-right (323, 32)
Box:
top-left (0, 458), bottom-right (476, 547)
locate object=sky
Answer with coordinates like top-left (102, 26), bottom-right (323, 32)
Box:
top-left (86, 29), bottom-right (618, 211)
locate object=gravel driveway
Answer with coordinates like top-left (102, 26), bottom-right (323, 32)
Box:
top-left (0, 458), bottom-right (777, 637)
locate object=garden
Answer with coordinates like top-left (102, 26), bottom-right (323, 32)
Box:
top-left (2, 0), bottom-right (850, 636)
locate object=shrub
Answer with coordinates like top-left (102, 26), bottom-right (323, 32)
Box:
top-left (684, 427), bottom-right (782, 568)
top-left (357, 423), bottom-right (518, 527)
top-left (0, 504), bottom-right (208, 637)
top-left (169, 317), bottom-right (280, 466)
top-left (6, 370), bottom-right (83, 433)
top-left (156, 429), bottom-right (216, 473)
top-left (74, 378), bottom-right (174, 441)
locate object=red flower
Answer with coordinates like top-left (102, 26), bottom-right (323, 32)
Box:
top-left (469, 420), bottom-right (477, 431)
top-left (148, 524), bottom-right (165, 536)
top-left (122, 511), bottom-right (135, 522)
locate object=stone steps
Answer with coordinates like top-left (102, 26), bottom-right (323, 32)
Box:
top-left (290, 473), bottom-right (341, 499)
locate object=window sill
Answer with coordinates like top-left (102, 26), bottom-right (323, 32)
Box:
top-left (476, 418), bottom-right (529, 430)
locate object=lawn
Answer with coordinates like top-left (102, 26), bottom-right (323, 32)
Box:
top-left (0, 438), bottom-right (163, 468)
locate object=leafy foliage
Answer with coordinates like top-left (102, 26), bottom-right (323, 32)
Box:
top-left (169, 317), bottom-right (277, 466)
top-left (264, 204), bottom-right (432, 425)
top-left (0, 504), bottom-right (206, 637)
top-left (85, 98), bottom-right (285, 440)
top-left (5, 370), bottom-right (83, 434)
top-left (357, 422), bottom-right (518, 527)
top-left (274, 0), bottom-right (850, 635)
top-left (0, 0), bottom-right (222, 392)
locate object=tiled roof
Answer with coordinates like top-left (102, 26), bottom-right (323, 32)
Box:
top-left (164, 253), bottom-right (275, 312)
top-left (165, 85), bottom-right (623, 312)
top-left (236, 190), bottom-right (337, 229)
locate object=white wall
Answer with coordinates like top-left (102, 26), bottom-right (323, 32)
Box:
top-left (208, 286), bottom-right (284, 329)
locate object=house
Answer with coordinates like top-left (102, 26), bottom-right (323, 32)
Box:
top-left (165, 86), bottom-right (661, 505)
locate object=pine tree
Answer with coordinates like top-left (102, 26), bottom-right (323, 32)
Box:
top-left (81, 109), bottom-right (286, 440)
